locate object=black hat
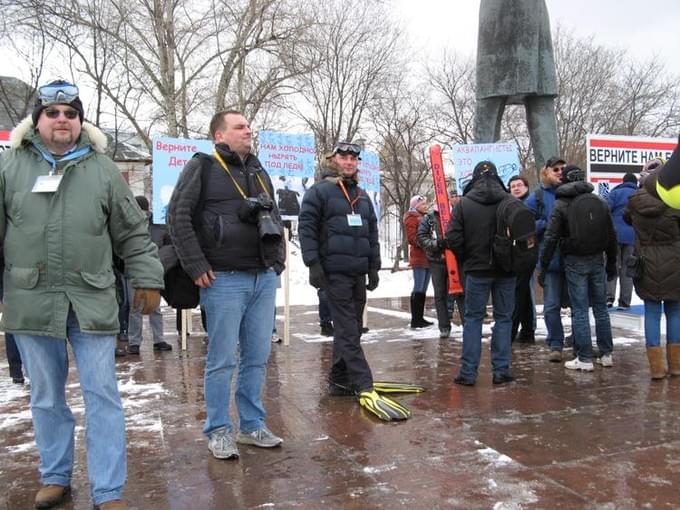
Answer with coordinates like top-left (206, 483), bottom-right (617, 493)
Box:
top-left (135, 195), bottom-right (150, 211)
top-left (561, 165), bottom-right (585, 184)
top-left (545, 157), bottom-right (566, 168)
top-left (622, 172), bottom-right (638, 184)
top-left (32, 80), bottom-right (85, 125)
top-left (472, 160), bottom-right (498, 178)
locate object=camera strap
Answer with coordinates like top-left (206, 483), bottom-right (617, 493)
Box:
top-left (213, 150), bottom-right (270, 199)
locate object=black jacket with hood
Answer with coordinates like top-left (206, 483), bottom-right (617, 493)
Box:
top-left (446, 173), bottom-right (510, 276)
top-left (298, 166), bottom-right (380, 276)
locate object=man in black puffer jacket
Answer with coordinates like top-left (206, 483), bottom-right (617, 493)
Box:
top-left (300, 142), bottom-right (409, 422)
top-left (168, 110), bottom-right (285, 460)
top-left (446, 161), bottom-right (515, 387)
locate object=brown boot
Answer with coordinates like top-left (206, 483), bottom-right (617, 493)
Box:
top-left (97, 500), bottom-right (128, 510)
top-left (668, 343), bottom-right (680, 376)
top-left (647, 346), bottom-right (667, 380)
top-left (35, 485), bottom-right (70, 508)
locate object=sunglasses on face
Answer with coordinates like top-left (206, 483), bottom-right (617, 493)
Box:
top-left (44, 108), bottom-right (79, 119)
top-left (38, 82), bottom-right (80, 106)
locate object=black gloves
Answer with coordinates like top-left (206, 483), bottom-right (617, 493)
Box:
top-left (537, 271), bottom-right (546, 288)
top-left (437, 238), bottom-right (447, 250)
top-left (367, 269), bottom-right (379, 291)
top-left (309, 262), bottom-right (327, 289)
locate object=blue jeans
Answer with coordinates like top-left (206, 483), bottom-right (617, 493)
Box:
top-left (564, 254), bottom-right (613, 362)
top-left (543, 271), bottom-right (565, 351)
top-left (200, 270), bottom-right (277, 436)
top-left (14, 309), bottom-right (125, 506)
top-left (644, 300), bottom-right (680, 347)
top-left (412, 267), bottom-right (431, 294)
top-left (459, 274), bottom-right (515, 380)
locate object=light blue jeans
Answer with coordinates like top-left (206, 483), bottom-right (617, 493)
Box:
top-left (201, 270), bottom-right (277, 436)
top-left (412, 267), bottom-right (431, 294)
top-left (644, 300), bottom-right (680, 347)
top-left (15, 309), bottom-right (125, 506)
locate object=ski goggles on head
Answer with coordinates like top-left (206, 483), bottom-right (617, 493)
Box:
top-left (332, 142), bottom-right (361, 156)
top-left (37, 82), bottom-right (80, 106)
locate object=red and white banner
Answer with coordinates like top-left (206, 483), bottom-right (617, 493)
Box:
top-left (0, 130), bottom-right (11, 152)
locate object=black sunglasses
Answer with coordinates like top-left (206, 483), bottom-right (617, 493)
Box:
top-left (44, 108), bottom-right (79, 120)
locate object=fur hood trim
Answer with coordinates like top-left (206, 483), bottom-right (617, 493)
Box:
top-left (10, 116), bottom-right (108, 154)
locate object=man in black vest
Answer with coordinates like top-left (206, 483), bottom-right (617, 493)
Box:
top-left (168, 110), bottom-right (285, 460)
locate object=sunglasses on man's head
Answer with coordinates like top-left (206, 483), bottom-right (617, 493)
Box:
top-left (44, 108), bottom-right (79, 120)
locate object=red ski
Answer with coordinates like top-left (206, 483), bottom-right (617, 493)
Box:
top-left (429, 145), bottom-right (463, 294)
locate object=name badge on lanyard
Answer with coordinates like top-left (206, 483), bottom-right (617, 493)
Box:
top-left (32, 174), bottom-right (63, 193)
top-left (347, 214), bottom-right (363, 227)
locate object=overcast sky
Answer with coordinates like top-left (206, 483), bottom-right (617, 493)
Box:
top-left (395, 0), bottom-right (680, 67)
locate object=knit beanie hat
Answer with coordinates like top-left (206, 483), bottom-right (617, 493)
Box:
top-left (32, 80), bottom-right (85, 125)
top-left (409, 195), bottom-right (427, 209)
top-left (560, 165), bottom-right (585, 184)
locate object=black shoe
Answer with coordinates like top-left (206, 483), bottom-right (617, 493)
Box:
top-left (320, 322), bottom-right (334, 336)
top-left (12, 377), bottom-right (25, 384)
top-left (410, 319), bottom-right (433, 329)
top-left (154, 341), bottom-right (173, 351)
top-left (117, 334), bottom-right (128, 342)
top-left (361, 327), bottom-right (369, 333)
top-left (127, 344), bottom-right (140, 355)
top-left (115, 347), bottom-right (127, 357)
top-left (516, 331), bottom-right (535, 344)
top-left (454, 375), bottom-right (476, 386)
top-left (492, 373), bottom-right (515, 385)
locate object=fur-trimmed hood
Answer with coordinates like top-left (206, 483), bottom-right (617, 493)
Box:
top-left (10, 116), bottom-right (108, 154)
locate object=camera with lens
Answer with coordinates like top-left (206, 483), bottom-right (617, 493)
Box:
top-left (238, 192), bottom-right (281, 241)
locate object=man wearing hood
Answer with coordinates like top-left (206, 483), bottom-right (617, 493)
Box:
top-left (299, 142), bottom-right (409, 422)
top-left (0, 79), bottom-right (163, 510)
top-left (446, 161), bottom-right (515, 386)
top-left (539, 166), bottom-right (617, 372)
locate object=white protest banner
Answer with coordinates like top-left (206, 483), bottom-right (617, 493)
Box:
top-left (448, 142), bottom-right (520, 194)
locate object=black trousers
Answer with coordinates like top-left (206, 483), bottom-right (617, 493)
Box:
top-left (325, 273), bottom-right (373, 392)
top-left (5, 333), bottom-right (23, 380)
top-left (430, 261), bottom-right (451, 329)
top-left (512, 269), bottom-right (535, 339)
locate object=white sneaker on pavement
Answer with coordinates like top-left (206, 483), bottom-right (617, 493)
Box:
top-left (596, 354), bottom-right (613, 367)
top-left (564, 358), bottom-right (594, 372)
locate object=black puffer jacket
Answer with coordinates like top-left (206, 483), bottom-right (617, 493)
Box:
top-left (624, 188), bottom-right (680, 301)
top-left (298, 170), bottom-right (380, 275)
top-left (417, 210), bottom-right (446, 264)
top-left (167, 144), bottom-right (285, 279)
top-left (446, 174), bottom-right (509, 275)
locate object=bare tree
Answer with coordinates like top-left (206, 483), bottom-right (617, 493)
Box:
top-left (288, 0), bottom-right (404, 156)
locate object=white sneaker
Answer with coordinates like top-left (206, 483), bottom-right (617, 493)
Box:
top-left (564, 358), bottom-right (594, 372)
top-left (596, 354), bottom-right (613, 367)
top-left (271, 334), bottom-right (282, 343)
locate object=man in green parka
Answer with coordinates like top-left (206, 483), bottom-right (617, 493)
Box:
top-left (0, 80), bottom-right (163, 510)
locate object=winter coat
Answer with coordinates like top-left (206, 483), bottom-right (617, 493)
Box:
top-left (403, 210), bottom-right (429, 268)
top-left (525, 184), bottom-right (562, 272)
top-left (476, 0), bottom-right (557, 101)
top-left (0, 117), bottom-right (163, 338)
top-left (299, 170), bottom-right (380, 275)
top-left (607, 181), bottom-right (636, 245)
top-left (416, 210), bottom-right (446, 264)
top-left (167, 145), bottom-right (285, 280)
top-left (624, 188), bottom-right (680, 301)
top-left (540, 181), bottom-right (617, 271)
top-left (446, 174), bottom-right (510, 276)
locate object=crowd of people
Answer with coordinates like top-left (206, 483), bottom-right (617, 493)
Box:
top-left (2, 77), bottom-right (680, 509)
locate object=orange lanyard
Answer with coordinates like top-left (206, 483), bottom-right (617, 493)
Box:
top-left (338, 180), bottom-right (361, 214)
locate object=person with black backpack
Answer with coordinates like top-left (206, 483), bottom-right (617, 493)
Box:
top-left (539, 165), bottom-right (617, 371)
top-left (446, 161), bottom-right (516, 386)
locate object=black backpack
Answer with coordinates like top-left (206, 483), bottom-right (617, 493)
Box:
top-left (493, 195), bottom-right (538, 274)
top-left (563, 192), bottom-right (610, 255)
top-left (160, 154), bottom-right (211, 309)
